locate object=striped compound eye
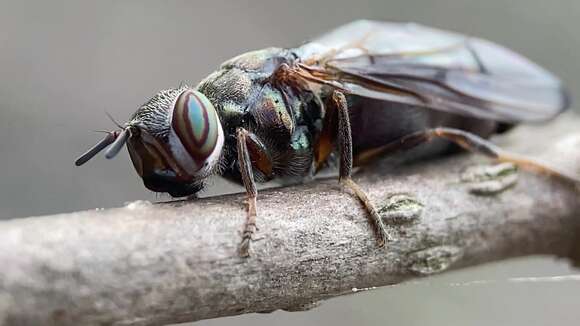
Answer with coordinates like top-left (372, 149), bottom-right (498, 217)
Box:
top-left (169, 89), bottom-right (224, 174)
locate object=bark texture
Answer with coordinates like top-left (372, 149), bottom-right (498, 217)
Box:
top-left (1, 116), bottom-right (580, 326)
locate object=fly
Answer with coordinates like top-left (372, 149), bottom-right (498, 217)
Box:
top-left (76, 20), bottom-right (578, 257)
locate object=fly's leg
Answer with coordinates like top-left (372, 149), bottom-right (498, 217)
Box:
top-left (357, 127), bottom-right (580, 187)
top-left (333, 91), bottom-right (393, 246)
top-left (430, 128), bottom-right (580, 186)
top-left (236, 127), bottom-right (258, 257)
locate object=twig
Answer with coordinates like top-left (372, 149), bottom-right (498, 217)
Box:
top-left (1, 115), bottom-right (580, 326)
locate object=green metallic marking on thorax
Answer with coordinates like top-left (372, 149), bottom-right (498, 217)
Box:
top-left (290, 127), bottom-right (311, 151)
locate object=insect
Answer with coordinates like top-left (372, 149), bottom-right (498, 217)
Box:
top-left (76, 20), bottom-right (578, 257)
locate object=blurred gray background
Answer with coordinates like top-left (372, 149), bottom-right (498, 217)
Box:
top-left (1, 0), bottom-right (579, 325)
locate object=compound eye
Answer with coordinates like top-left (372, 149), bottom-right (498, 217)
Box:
top-left (171, 89), bottom-right (221, 171)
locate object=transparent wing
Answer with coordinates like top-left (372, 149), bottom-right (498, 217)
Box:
top-left (294, 20), bottom-right (569, 122)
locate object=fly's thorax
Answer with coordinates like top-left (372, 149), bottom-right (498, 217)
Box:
top-left (198, 50), bottom-right (307, 138)
top-left (198, 48), bottom-right (292, 105)
top-left (197, 47), bottom-right (297, 123)
top-left (196, 47), bottom-right (324, 180)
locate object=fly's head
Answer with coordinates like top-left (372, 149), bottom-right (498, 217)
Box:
top-left (76, 86), bottom-right (225, 197)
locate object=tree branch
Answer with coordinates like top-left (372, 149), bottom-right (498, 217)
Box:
top-left (1, 116), bottom-right (580, 326)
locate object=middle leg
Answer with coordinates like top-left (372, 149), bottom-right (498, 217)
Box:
top-left (333, 90), bottom-right (393, 246)
top-left (236, 127), bottom-right (259, 257)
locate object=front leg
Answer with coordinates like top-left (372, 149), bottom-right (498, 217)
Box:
top-left (236, 127), bottom-right (259, 257)
top-left (333, 91), bottom-right (393, 246)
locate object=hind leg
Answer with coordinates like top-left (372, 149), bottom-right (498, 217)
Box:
top-left (356, 127), bottom-right (580, 187)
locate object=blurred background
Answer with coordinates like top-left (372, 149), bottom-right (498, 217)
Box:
top-left (1, 0), bottom-right (579, 325)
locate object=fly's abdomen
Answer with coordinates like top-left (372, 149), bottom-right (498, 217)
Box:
top-left (348, 96), bottom-right (499, 160)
